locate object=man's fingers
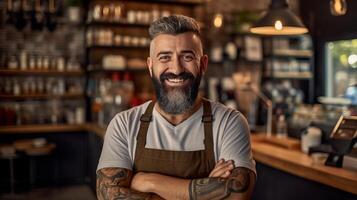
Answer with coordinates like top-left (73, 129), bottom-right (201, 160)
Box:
top-left (211, 163), bottom-right (234, 177)
top-left (209, 160), bottom-right (234, 178)
top-left (220, 170), bottom-right (231, 178)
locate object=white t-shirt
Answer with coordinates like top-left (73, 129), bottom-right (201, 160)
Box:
top-left (97, 100), bottom-right (256, 174)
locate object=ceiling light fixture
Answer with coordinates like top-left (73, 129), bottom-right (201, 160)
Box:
top-left (330, 0), bottom-right (347, 16)
top-left (250, 0), bottom-right (308, 35)
top-left (213, 13), bottom-right (223, 28)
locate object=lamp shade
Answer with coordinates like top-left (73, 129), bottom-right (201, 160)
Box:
top-left (250, 0), bottom-right (308, 35)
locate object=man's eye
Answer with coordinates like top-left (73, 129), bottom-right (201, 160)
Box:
top-left (183, 55), bottom-right (194, 62)
top-left (159, 56), bottom-right (170, 61)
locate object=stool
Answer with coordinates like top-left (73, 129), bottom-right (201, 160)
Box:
top-left (25, 143), bottom-right (56, 188)
top-left (0, 144), bottom-right (18, 195)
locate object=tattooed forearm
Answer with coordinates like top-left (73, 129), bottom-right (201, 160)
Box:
top-left (96, 167), bottom-right (154, 200)
top-left (189, 167), bottom-right (254, 200)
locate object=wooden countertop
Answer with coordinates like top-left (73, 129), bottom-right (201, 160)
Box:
top-left (251, 134), bottom-right (357, 195)
top-left (0, 124), bottom-right (106, 137)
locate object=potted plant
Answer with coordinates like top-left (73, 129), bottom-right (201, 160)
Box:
top-left (66, 0), bottom-right (82, 23)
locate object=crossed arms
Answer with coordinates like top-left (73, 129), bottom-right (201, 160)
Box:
top-left (97, 159), bottom-right (256, 200)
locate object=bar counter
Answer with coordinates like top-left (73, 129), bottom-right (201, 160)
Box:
top-left (251, 134), bottom-right (357, 195)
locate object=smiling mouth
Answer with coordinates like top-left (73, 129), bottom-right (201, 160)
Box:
top-left (164, 78), bottom-right (189, 86)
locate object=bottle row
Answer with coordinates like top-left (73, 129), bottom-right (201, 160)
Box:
top-left (262, 80), bottom-right (305, 115)
top-left (88, 3), bottom-right (171, 25)
top-left (0, 77), bottom-right (84, 96)
top-left (265, 59), bottom-right (311, 75)
top-left (96, 55), bottom-right (147, 70)
top-left (2, 51), bottom-right (81, 72)
top-left (0, 100), bottom-right (85, 126)
top-left (88, 72), bottom-right (137, 127)
top-left (86, 28), bottom-right (150, 48)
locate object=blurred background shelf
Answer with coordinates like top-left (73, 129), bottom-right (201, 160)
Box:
top-left (272, 49), bottom-right (313, 58)
top-left (265, 72), bottom-right (313, 79)
top-left (0, 124), bottom-right (85, 134)
top-left (86, 21), bottom-right (150, 27)
top-left (0, 93), bottom-right (84, 101)
top-left (0, 69), bottom-right (84, 76)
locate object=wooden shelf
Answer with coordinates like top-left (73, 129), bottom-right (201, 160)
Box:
top-left (87, 45), bottom-right (149, 51)
top-left (210, 58), bottom-right (262, 65)
top-left (86, 20), bottom-right (150, 28)
top-left (271, 49), bottom-right (313, 58)
top-left (97, 0), bottom-right (205, 5)
top-left (88, 67), bottom-right (147, 74)
top-left (0, 69), bottom-right (84, 76)
top-left (265, 72), bottom-right (313, 79)
top-left (0, 93), bottom-right (84, 101)
top-left (0, 124), bottom-right (86, 134)
top-left (0, 123), bottom-right (106, 137)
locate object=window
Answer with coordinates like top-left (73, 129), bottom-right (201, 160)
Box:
top-left (325, 39), bottom-right (357, 103)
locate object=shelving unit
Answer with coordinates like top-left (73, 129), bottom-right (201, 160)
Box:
top-left (261, 35), bottom-right (315, 118)
top-left (204, 29), bottom-right (264, 129)
top-left (0, 2), bottom-right (87, 127)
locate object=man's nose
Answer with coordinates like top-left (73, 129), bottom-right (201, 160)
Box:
top-left (170, 55), bottom-right (184, 74)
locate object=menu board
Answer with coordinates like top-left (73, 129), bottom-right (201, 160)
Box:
top-left (331, 116), bottom-right (357, 139)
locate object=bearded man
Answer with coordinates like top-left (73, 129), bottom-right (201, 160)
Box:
top-left (96, 15), bottom-right (256, 200)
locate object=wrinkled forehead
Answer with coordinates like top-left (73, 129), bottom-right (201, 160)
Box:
top-left (150, 32), bottom-right (203, 56)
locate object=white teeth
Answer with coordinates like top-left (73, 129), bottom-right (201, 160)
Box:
top-left (167, 78), bottom-right (184, 83)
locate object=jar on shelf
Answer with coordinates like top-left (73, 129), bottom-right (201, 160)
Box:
top-left (7, 55), bottom-right (18, 69)
top-left (20, 51), bottom-right (27, 70)
top-left (29, 55), bottom-right (36, 70)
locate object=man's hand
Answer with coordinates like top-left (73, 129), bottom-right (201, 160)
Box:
top-left (130, 172), bottom-right (190, 200)
top-left (190, 167), bottom-right (256, 200)
top-left (209, 159), bottom-right (235, 178)
top-left (131, 172), bottom-right (155, 193)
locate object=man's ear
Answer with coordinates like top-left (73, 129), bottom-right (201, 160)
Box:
top-left (147, 57), bottom-right (153, 77)
top-left (200, 54), bottom-right (208, 74)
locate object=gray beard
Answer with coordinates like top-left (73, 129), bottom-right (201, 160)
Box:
top-left (152, 75), bottom-right (201, 115)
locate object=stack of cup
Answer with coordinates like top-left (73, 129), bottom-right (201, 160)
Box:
top-left (301, 126), bottom-right (322, 153)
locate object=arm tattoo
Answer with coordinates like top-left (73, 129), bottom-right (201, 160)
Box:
top-left (96, 168), bottom-right (154, 200)
top-left (189, 167), bottom-right (253, 200)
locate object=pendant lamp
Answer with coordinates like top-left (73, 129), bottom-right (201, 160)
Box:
top-left (250, 0), bottom-right (308, 35)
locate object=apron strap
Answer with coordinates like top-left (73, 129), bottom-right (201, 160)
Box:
top-left (202, 98), bottom-right (215, 169)
top-left (136, 101), bottom-right (155, 154)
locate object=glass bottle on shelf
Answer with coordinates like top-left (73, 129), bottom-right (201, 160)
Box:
top-left (276, 114), bottom-right (288, 138)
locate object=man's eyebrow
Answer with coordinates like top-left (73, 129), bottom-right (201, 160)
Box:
top-left (156, 51), bottom-right (172, 58)
top-left (180, 50), bottom-right (196, 55)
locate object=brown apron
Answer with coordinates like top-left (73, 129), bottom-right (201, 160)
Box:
top-left (133, 99), bottom-right (216, 179)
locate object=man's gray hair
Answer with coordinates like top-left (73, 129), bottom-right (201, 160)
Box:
top-left (148, 15), bottom-right (201, 40)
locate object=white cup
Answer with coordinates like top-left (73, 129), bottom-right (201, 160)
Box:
top-left (301, 126), bottom-right (322, 153)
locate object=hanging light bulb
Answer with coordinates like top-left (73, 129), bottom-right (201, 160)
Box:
top-left (213, 13), bottom-right (223, 28)
top-left (250, 0), bottom-right (308, 35)
top-left (330, 0), bottom-right (347, 16)
top-left (274, 20), bottom-right (283, 30)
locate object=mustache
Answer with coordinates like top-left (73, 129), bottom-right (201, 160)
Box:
top-left (160, 72), bottom-right (195, 82)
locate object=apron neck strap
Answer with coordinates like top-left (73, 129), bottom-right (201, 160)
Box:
top-left (136, 101), bottom-right (155, 149)
top-left (201, 99), bottom-right (215, 167)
